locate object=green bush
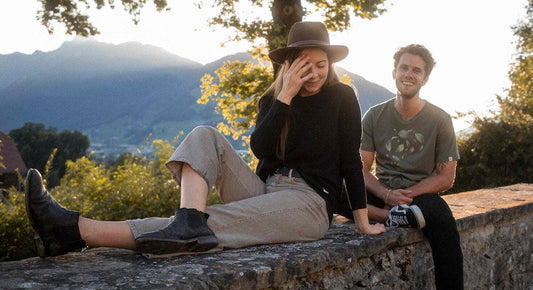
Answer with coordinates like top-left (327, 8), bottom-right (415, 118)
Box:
top-left (454, 118), bottom-right (533, 192)
top-left (0, 188), bottom-right (35, 261)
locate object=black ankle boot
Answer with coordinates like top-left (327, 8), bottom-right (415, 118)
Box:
top-left (24, 168), bottom-right (86, 257)
top-left (135, 208), bottom-right (218, 255)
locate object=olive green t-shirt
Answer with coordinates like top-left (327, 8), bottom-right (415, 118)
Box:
top-left (361, 98), bottom-right (460, 189)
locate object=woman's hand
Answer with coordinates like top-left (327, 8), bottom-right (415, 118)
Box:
top-left (277, 55), bottom-right (315, 104)
top-left (352, 208), bottom-right (386, 235)
top-left (357, 223), bottom-right (387, 235)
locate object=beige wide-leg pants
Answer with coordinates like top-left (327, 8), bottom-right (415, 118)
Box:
top-left (127, 126), bottom-right (329, 253)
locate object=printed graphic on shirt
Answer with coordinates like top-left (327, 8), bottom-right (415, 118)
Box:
top-left (385, 129), bottom-right (425, 163)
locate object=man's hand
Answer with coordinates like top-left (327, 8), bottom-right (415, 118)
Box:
top-left (386, 189), bottom-right (413, 206)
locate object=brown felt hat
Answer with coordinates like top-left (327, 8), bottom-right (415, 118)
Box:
top-left (268, 22), bottom-right (349, 64)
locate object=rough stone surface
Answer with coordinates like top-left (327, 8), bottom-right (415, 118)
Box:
top-left (1, 184), bottom-right (532, 289)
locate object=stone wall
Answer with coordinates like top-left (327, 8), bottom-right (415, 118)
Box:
top-left (0, 184), bottom-right (532, 289)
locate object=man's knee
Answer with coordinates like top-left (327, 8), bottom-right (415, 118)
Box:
top-left (413, 194), bottom-right (457, 229)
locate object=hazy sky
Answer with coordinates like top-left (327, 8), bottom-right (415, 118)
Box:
top-left (0, 0), bottom-right (529, 130)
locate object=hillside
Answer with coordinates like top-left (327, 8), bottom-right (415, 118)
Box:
top-left (0, 38), bottom-right (393, 151)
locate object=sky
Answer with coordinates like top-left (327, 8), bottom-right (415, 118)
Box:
top-left (0, 0), bottom-right (529, 131)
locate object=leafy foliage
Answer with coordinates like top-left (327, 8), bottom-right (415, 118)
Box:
top-left (199, 61), bottom-right (273, 144)
top-left (204, 0), bottom-right (386, 53)
top-left (37, 0), bottom-right (168, 36)
top-left (52, 139), bottom-right (182, 221)
top-left (0, 188), bottom-right (36, 261)
top-left (454, 1), bottom-right (533, 192)
top-left (454, 118), bottom-right (533, 192)
top-left (9, 123), bottom-right (90, 188)
top-left (499, 0), bottom-right (533, 126)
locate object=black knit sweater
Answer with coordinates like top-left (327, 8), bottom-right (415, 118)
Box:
top-left (250, 82), bottom-right (367, 220)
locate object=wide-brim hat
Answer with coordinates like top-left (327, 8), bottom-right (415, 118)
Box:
top-left (268, 21), bottom-right (349, 64)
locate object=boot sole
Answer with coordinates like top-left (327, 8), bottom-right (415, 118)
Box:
top-left (135, 235), bottom-right (218, 255)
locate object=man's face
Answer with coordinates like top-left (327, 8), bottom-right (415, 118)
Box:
top-left (393, 53), bottom-right (428, 99)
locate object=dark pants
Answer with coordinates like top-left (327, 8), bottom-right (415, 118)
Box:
top-left (368, 192), bottom-right (464, 290)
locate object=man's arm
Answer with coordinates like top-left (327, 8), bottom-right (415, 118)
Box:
top-left (404, 160), bottom-right (457, 198)
top-left (360, 150), bottom-right (387, 199)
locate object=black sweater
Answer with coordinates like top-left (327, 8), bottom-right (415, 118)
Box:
top-left (250, 82), bottom-right (367, 220)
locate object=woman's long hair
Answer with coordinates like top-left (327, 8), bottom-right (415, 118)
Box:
top-left (261, 48), bottom-right (341, 160)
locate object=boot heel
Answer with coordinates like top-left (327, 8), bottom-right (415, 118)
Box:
top-left (33, 233), bottom-right (46, 258)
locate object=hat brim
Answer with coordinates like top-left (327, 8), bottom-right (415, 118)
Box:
top-left (268, 45), bottom-right (349, 64)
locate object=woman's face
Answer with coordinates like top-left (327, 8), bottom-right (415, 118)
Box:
top-left (298, 48), bottom-right (329, 96)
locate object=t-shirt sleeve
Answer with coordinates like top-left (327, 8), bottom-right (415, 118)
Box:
top-left (360, 109), bottom-right (375, 152)
top-left (435, 113), bottom-right (460, 163)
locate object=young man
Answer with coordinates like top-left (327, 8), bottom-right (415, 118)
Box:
top-left (360, 44), bottom-right (463, 289)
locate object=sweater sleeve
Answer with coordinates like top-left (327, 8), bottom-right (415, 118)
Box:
top-left (338, 87), bottom-right (367, 210)
top-left (250, 96), bottom-right (290, 159)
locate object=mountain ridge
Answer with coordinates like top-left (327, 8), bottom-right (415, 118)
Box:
top-left (0, 38), bottom-right (393, 150)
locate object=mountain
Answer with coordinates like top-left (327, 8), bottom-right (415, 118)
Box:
top-left (0, 38), bottom-right (393, 151)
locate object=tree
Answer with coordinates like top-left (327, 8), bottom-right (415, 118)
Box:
top-left (36, 0), bottom-right (168, 36)
top-left (454, 1), bottom-right (533, 192)
top-left (204, 0), bottom-right (386, 74)
top-left (199, 0), bottom-right (387, 148)
top-left (9, 123), bottom-right (90, 188)
top-left (498, 0), bottom-right (533, 125)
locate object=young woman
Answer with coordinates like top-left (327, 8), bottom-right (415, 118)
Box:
top-left (25, 22), bottom-right (385, 258)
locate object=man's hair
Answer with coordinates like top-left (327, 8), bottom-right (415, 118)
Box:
top-left (393, 44), bottom-right (436, 78)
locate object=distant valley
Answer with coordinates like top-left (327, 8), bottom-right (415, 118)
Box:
top-left (0, 38), bottom-right (393, 156)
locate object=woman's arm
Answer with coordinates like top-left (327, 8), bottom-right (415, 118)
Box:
top-left (337, 86), bottom-right (385, 235)
top-left (338, 87), bottom-right (367, 211)
top-left (250, 97), bottom-right (289, 159)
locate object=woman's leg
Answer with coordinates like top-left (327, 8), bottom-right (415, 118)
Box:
top-left (25, 168), bottom-right (139, 256)
top-left (165, 126), bottom-right (265, 204)
top-left (82, 126), bottom-right (263, 254)
top-left (24, 162), bottom-right (215, 254)
top-left (136, 176), bottom-right (329, 258)
top-left (25, 126), bottom-right (265, 257)
top-left (133, 126), bottom-right (266, 255)
top-left (79, 218), bottom-right (135, 250)
top-left (180, 163), bottom-right (209, 212)
top-left (205, 175), bottom-right (329, 250)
